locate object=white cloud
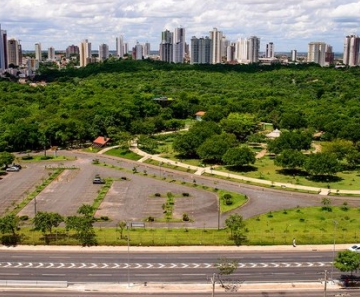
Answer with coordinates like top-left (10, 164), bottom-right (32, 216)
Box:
top-left (0, 0), bottom-right (357, 52)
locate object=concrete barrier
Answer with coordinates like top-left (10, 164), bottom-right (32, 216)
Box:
top-left (0, 280), bottom-right (68, 288)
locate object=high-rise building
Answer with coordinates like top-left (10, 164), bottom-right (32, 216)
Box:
top-left (116, 35), bottom-right (124, 58)
top-left (226, 43), bottom-right (236, 63)
top-left (48, 46), bottom-right (55, 61)
top-left (159, 30), bottom-right (173, 62)
top-left (98, 43), bottom-right (109, 61)
top-left (135, 42), bottom-right (143, 60)
top-left (343, 35), bottom-right (360, 66)
top-left (209, 28), bottom-right (223, 64)
top-left (248, 36), bottom-right (260, 63)
top-left (235, 38), bottom-right (248, 63)
top-left (307, 42), bottom-right (326, 66)
top-left (66, 45), bottom-right (79, 58)
top-left (35, 43), bottom-right (42, 61)
top-left (0, 24), bottom-right (7, 71)
top-left (325, 44), bottom-right (334, 65)
top-left (143, 42), bottom-right (150, 57)
top-left (7, 39), bottom-right (20, 66)
top-left (266, 42), bottom-right (274, 58)
top-left (173, 27), bottom-right (185, 63)
top-left (291, 49), bottom-right (297, 62)
top-left (190, 36), bottom-right (212, 64)
top-left (79, 39), bottom-right (91, 67)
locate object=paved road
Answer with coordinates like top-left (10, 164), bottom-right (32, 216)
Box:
top-left (0, 290), bottom-right (349, 297)
top-left (0, 249), bottom-right (343, 283)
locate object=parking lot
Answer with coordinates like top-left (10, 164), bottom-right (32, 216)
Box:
top-left (10, 155), bottom-right (218, 227)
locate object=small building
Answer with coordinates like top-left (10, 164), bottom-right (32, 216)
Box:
top-left (92, 136), bottom-right (111, 148)
top-left (266, 129), bottom-right (281, 139)
top-left (195, 111), bottom-right (206, 121)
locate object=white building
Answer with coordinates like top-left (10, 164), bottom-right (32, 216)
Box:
top-left (7, 38), bottom-right (20, 66)
top-left (116, 35), bottom-right (124, 58)
top-left (209, 28), bottom-right (223, 64)
top-left (35, 43), bottom-right (42, 61)
top-left (173, 27), bottom-right (185, 63)
top-left (266, 42), bottom-right (274, 58)
top-left (343, 35), bottom-right (360, 66)
top-left (48, 46), bottom-right (55, 61)
top-left (79, 39), bottom-right (91, 67)
top-left (307, 42), bottom-right (326, 66)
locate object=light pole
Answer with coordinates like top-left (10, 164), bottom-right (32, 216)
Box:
top-left (127, 222), bottom-right (131, 287)
top-left (330, 220), bottom-right (338, 281)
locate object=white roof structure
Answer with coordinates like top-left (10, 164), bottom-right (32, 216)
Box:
top-left (266, 129), bottom-right (281, 138)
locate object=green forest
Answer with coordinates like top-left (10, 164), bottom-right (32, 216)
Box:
top-left (1, 60), bottom-right (360, 157)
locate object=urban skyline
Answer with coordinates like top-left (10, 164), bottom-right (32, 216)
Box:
top-left (0, 0), bottom-right (359, 53)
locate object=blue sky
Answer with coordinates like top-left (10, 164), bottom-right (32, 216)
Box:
top-left (1, 0), bottom-right (359, 53)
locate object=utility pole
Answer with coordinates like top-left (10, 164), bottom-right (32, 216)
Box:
top-left (324, 269), bottom-right (327, 297)
top-left (210, 273), bottom-right (216, 297)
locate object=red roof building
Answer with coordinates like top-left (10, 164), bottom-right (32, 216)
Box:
top-left (92, 136), bottom-right (111, 148)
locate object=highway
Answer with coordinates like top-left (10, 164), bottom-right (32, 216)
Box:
top-left (0, 250), bottom-right (342, 283)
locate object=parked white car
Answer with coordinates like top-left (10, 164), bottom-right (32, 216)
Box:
top-left (348, 244), bottom-right (360, 252)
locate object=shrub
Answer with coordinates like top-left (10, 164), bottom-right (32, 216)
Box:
top-left (21, 154), bottom-right (33, 160)
top-left (182, 213), bottom-right (190, 221)
top-left (100, 216), bottom-right (109, 221)
top-left (154, 193), bottom-right (161, 197)
top-left (19, 215), bottom-right (29, 221)
top-left (182, 192), bottom-right (190, 197)
top-left (147, 216), bottom-right (155, 222)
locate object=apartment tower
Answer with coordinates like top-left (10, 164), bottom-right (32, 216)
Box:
top-left (343, 35), bottom-right (360, 66)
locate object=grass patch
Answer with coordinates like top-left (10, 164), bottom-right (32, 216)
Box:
top-left (144, 158), bottom-right (197, 174)
top-left (20, 155), bottom-right (75, 162)
top-left (92, 179), bottom-right (113, 215)
top-left (246, 206), bottom-right (360, 245)
top-left (218, 190), bottom-right (247, 213)
top-left (104, 148), bottom-right (142, 161)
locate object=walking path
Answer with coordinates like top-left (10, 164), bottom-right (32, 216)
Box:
top-left (98, 145), bottom-right (360, 196)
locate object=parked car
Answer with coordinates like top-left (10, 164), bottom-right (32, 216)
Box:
top-left (348, 244), bottom-right (360, 252)
top-left (11, 164), bottom-right (22, 169)
top-left (6, 166), bottom-right (20, 172)
top-left (93, 177), bottom-right (105, 184)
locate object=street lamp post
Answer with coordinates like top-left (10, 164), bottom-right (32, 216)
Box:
top-left (330, 220), bottom-right (338, 281)
top-left (127, 222), bottom-right (131, 287)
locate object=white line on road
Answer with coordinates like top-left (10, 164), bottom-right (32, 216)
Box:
top-left (42, 274), bottom-right (66, 276)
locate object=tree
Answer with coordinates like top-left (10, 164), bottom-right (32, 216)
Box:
top-left (222, 146), bottom-right (256, 167)
top-left (117, 221), bottom-right (127, 239)
top-left (321, 197), bottom-right (332, 211)
top-left (322, 139), bottom-right (354, 160)
top-left (303, 152), bottom-right (340, 176)
top-left (66, 204), bottom-right (97, 246)
top-left (220, 113), bottom-right (258, 141)
top-left (77, 204), bottom-right (95, 219)
top-left (334, 250), bottom-right (360, 274)
top-left (196, 133), bottom-right (237, 163)
top-left (225, 214), bottom-right (247, 245)
top-left (0, 151), bottom-right (15, 168)
top-left (274, 149), bottom-right (305, 170)
top-left (33, 212), bottom-right (63, 234)
top-left (267, 131), bottom-right (312, 154)
top-left (66, 215), bottom-right (97, 246)
top-left (0, 214), bottom-right (20, 236)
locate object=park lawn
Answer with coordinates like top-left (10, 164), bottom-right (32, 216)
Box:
top-left (246, 206), bottom-right (360, 245)
top-left (216, 156), bottom-right (360, 191)
top-left (104, 148), bottom-right (142, 161)
top-left (12, 205), bottom-right (360, 246)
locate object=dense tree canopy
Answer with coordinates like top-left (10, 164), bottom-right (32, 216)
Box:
top-left (2, 60), bottom-right (360, 154)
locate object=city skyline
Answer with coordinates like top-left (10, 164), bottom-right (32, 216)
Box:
top-left (0, 0), bottom-right (359, 53)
